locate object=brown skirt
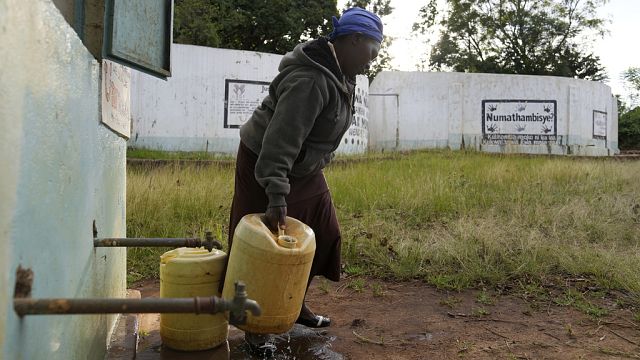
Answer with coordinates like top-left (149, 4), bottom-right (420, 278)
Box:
top-left (226, 141), bottom-right (342, 282)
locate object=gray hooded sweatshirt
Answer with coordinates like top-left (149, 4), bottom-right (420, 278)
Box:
top-left (239, 38), bottom-right (355, 208)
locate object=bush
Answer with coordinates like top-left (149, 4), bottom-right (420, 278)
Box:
top-left (619, 106), bottom-right (640, 150)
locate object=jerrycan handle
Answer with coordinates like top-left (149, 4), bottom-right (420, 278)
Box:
top-left (277, 224), bottom-right (298, 249)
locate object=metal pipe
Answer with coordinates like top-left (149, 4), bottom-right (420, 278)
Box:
top-left (13, 281), bottom-right (262, 325)
top-left (14, 282), bottom-right (260, 325)
top-left (14, 297), bottom-right (225, 315)
top-left (94, 231), bottom-right (222, 251)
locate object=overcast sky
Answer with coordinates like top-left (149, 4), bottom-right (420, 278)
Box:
top-left (339, 0), bottom-right (640, 101)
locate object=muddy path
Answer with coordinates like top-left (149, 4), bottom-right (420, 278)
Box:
top-left (134, 279), bottom-right (639, 359)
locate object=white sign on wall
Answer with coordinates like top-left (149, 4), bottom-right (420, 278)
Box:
top-left (482, 100), bottom-right (557, 145)
top-left (338, 75), bottom-right (369, 154)
top-left (593, 110), bottom-right (607, 140)
top-left (101, 59), bottom-right (131, 138)
top-left (224, 79), bottom-right (270, 128)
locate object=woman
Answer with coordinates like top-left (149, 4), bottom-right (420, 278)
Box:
top-left (227, 5), bottom-right (382, 342)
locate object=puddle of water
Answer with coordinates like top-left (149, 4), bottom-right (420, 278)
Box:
top-left (136, 331), bottom-right (230, 360)
top-left (136, 325), bottom-right (343, 360)
top-left (229, 325), bottom-right (344, 360)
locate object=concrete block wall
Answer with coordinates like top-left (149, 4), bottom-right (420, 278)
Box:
top-left (369, 71), bottom-right (618, 156)
top-left (129, 44), bottom-right (369, 155)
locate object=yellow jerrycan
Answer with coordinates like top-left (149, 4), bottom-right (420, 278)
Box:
top-left (222, 214), bottom-right (316, 334)
top-left (160, 247), bottom-right (228, 350)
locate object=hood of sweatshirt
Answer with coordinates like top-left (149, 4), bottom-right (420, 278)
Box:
top-left (278, 37), bottom-right (353, 96)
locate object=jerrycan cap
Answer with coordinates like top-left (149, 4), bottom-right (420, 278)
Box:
top-left (277, 227), bottom-right (298, 249)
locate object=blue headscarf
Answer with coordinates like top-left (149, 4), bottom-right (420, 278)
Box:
top-left (328, 7), bottom-right (384, 44)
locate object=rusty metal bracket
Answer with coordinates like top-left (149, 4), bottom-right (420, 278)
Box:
top-left (14, 266), bottom-right (33, 299)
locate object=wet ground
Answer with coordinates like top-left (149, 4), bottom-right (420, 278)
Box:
top-left (136, 321), bottom-right (342, 360)
top-left (134, 279), bottom-right (640, 359)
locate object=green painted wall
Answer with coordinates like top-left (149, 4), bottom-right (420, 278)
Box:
top-left (0, 0), bottom-right (127, 359)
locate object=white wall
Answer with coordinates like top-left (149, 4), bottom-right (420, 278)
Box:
top-left (129, 44), bottom-right (369, 155)
top-left (338, 75), bottom-right (369, 154)
top-left (130, 45), bottom-right (281, 153)
top-left (0, 1), bottom-right (127, 359)
top-left (369, 72), bottom-right (618, 156)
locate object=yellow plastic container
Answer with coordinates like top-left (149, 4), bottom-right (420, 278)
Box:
top-left (222, 214), bottom-right (316, 334)
top-left (160, 247), bottom-right (228, 350)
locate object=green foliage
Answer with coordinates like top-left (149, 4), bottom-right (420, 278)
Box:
top-left (414, 0), bottom-right (608, 80)
top-left (173, 0), bottom-right (394, 79)
top-left (173, 0), bottom-right (338, 54)
top-left (622, 67), bottom-right (640, 108)
top-left (616, 95), bottom-right (628, 116)
top-left (619, 106), bottom-right (640, 150)
top-left (173, 0), bottom-right (222, 47)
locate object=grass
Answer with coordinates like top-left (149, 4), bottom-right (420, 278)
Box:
top-left (471, 307), bottom-right (491, 317)
top-left (476, 291), bottom-right (495, 306)
top-left (318, 279), bottom-right (331, 294)
top-left (370, 282), bottom-right (385, 297)
top-left (439, 296), bottom-right (462, 309)
top-left (554, 289), bottom-right (609, 318)
top-left (127, 149), bottom-right (640, 306)
top-left (348, 278), bottom-right (366, 292)
top-left (126, 163), bottom-right (234, 283)
top-left (127, 147), bottom-right (234, 160)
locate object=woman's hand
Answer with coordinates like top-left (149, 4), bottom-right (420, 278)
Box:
top-left (264, 206), bottom-right (287, 232)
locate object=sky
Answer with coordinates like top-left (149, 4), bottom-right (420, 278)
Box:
top-left (339, 0), bottom-right (640, 101)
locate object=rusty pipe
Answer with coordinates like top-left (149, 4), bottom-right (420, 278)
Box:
top-left (13, 296), bottom-right (227, 316)
top-left (13, 281), bottom-right (260, 326)
top-left (94, 231), bottom-right (222, 251)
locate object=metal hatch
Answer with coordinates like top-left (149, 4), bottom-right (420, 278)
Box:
top-left (103, 0), bottom-right (173, 79)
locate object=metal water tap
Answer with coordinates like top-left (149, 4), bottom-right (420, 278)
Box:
top-left (204, 231), bottom-right (223, 252)
top-left (227, 281), bottom-right (261, 326)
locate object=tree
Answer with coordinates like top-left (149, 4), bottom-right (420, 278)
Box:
top-left (622, 67), bottom-right (640, 108)
top-left (619, 107), bottom-right (640, 150)
top-left (343, 0), bottom-right (394, 80)
top-left (618, 67), bottom-right (640, 149)
top-left (413, 0), bottom-right (608, 81)
top-left (173, 0), bottom-right (222, 47)
top-left (173, 0), bottom-right (338, 54)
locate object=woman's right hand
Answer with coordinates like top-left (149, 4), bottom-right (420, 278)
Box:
top-left (264, 206), bottom-right (287, 232)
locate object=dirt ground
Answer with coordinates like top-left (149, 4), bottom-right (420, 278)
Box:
top-left (133, 278), bottom-right (640, 360)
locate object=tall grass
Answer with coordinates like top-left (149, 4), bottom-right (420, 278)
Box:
top-left (127, 151), bottom-right (640, 298)
top-left (126, 164), bottom-right (234, 282)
